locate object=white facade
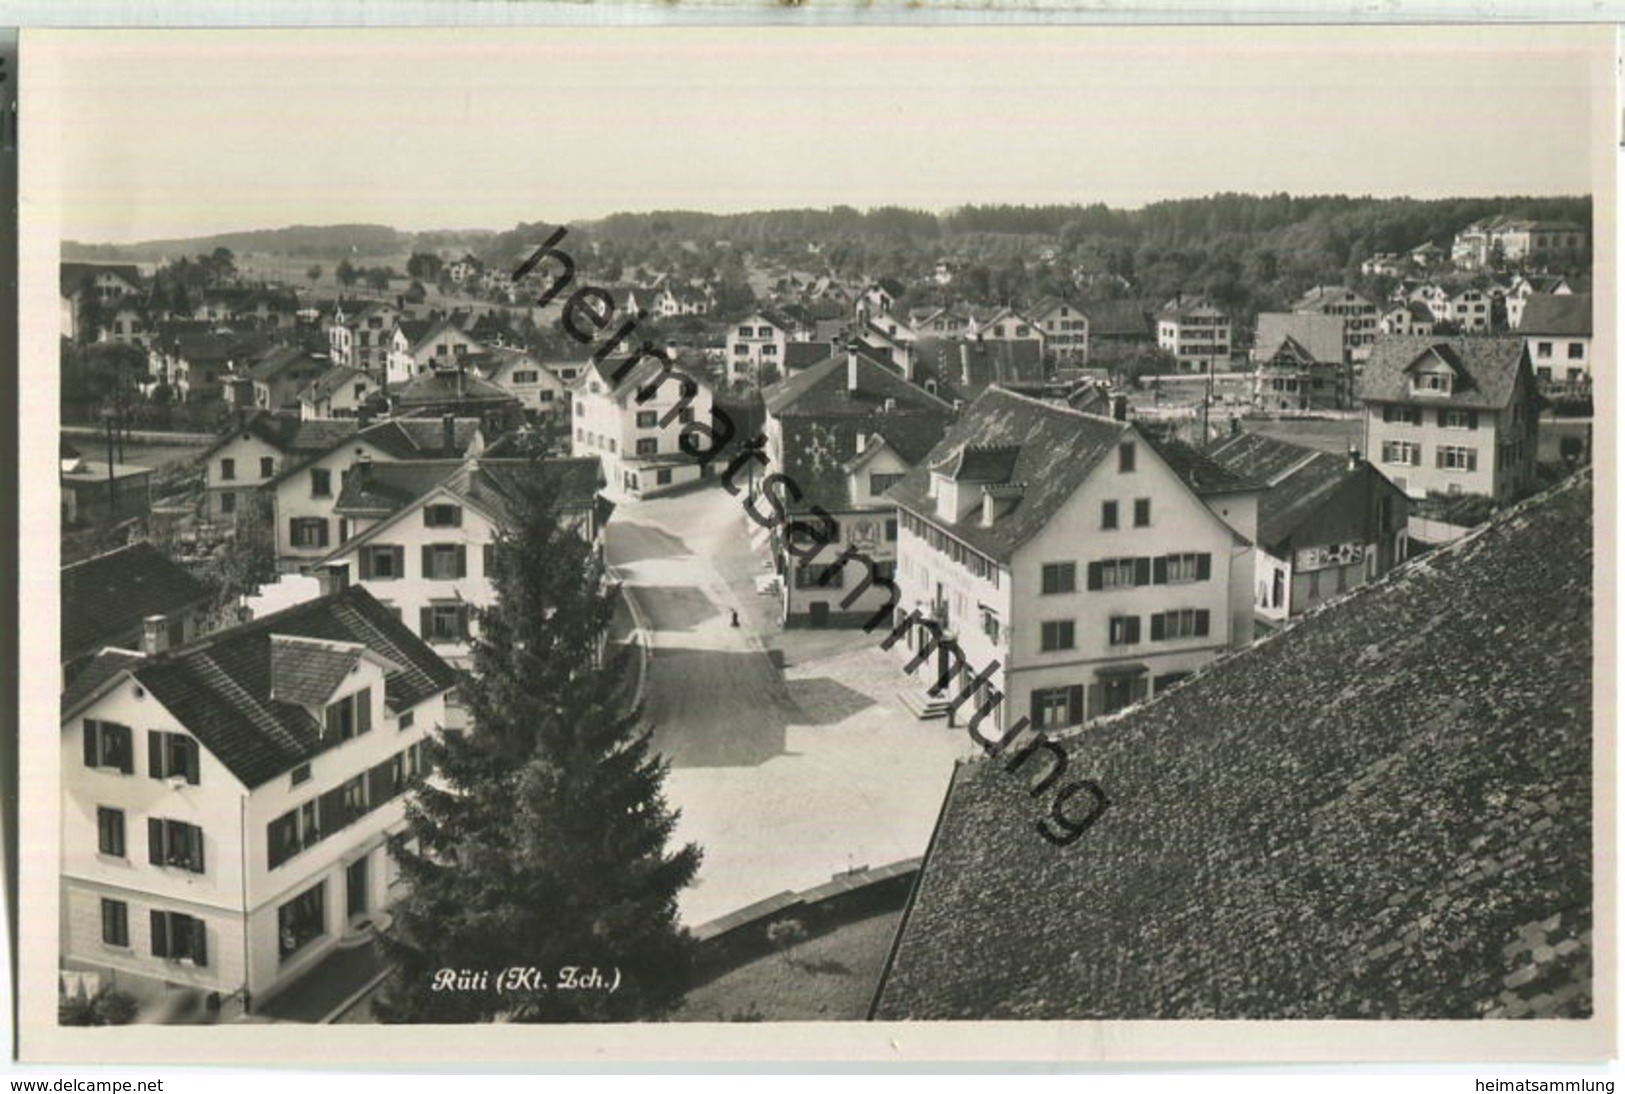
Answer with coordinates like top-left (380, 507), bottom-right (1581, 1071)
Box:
top-left (571, 362), bottom-right (716, 498)
top-left (725, 315), bottom-right (788, 385)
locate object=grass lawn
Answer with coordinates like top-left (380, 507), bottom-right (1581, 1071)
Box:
top-left (674, 911), bottom-right (902, 1022)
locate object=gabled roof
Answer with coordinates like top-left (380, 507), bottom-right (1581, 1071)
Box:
top-left (912, 337), bottom-right (1047, 404)
top-left (61, 262), bottom-right (142, 297)
top-left (61, 542), bottom-right (212, 665)
top-left (1294, 284), bottom-right (1376, 312)
top-left (268, 634), bottom-right (365, 707)
top-left (873, 470), bottom-right (1593, 1020)
top-left (1357, 336), bottom-right (1531, 411)
top-left (196, 409), bottom-right (362, 462)
top-left (1206, 432), bottom-right (1396, 547)
top-left (261, 416), bottom-right (483, 486)
top-left (762, 347), bottom-right (950, 419)
top-left (1520, 294), bottom-right (1591, 338)
top-left (298, 365), bottom-right (372, 405)
top-left (63, 586), bottom-right (459, 790)
top-left (1081, 299), bottom-right (1155, 338)
top-left (1255, 313), bottom-right (1345, 365)
top-left (246, 343), bottom-right (327, 383)
top-left (887, 388), bottom-right (1133, 562)
top-left (1141, 433), bottom-right (1260, 498)
top-left (391, 368), bottom-right (518, 408)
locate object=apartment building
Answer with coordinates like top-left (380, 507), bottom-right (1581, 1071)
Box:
top-left (1156, 295), bottom-right (1231, 373)
top-left (570, 352), bottom-right (716, 498)
top-left (1292, 286), bottom-right (1379, 360)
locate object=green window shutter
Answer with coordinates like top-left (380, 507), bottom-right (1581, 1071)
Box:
top-left (357, 688), bottom-right (372, 736)
top-left (150, 911), bottom-right (168, 958)
top-left (268, 816), bottom-right (290, 870)
top-left (1468, 411), bottom-right (1478, 430)
top-left (147, 818), bottom-right (164, 866)
top-left (1196, 553), bottom-right (1212, 581)
top-left (190, 825), bottom-right (205, 873)
top-left (1195, 609), bottom-right (1211, 637)
top-left (319, 788), bottom-right (344, 836)
top-left (117, 726), bottom-right (133, 774)
top-left (368, 761), bottom-right (392, 808)
top-left (451, 505), bottom-right (463, 527)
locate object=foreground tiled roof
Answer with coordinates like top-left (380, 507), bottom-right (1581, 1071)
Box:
top-left (887, 387), bottom-right (1130, 563)
top-left (1520, 294), bottom-right (1592, 338)
top-left (61, 543), bottom-right (211, 664)
top-left (1357, 336), bottom-right (1531, 411)
top-left (874, 470), bottom-right (1593, 1020)
top-left (64, 586), bottom-right (459, 790)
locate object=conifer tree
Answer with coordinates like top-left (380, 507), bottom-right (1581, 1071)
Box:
top-left (375, 463), bottom-right (701, 1023)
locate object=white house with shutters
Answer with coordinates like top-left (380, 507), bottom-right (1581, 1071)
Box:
top-left (58, 586), bottom-right (456, 1017)
top-left (887, 388), bottom-right (1257, 736)
top-left (570, 352), bottom-right (717, 499)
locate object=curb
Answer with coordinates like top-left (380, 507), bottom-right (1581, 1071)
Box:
top-left (611, 565), bottom-right (653, 714)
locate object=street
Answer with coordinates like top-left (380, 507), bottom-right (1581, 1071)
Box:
top-left (605, 485), bottom-right (975, 927)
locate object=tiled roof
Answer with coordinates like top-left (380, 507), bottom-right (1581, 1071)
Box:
top-left (1294, 285), bottom-right (1375, 312)
top-left (1204, 429), bottom-right (1322, 485)
top-left (65, 586), bottom-right (459, 790)
top-left (912, 337), bottom-right (1047, 404)
top-left (762, 348), bottom-right (947, 419)
top-left (332, 460), bottom-right (463, 515)
top-left (60, 262), bottom-right (142, 297)
top-left (874, 470), bottom-right (1593, 1020)
top-left (784, 342), bottom-right (835, 372)
top-left (268, 635), bottom-right (364, 707)
top-left (356, 417), bottom-right (484, 461)
top-left (298, 365), bottom-right (371, 404)
top-left (1142, 433), bottom-right (1260, 498)
top-left (1357, 336), bottom-right (1531, 411)
top-left (1205, 432), bottom-right (1390, 547)
top-left (391, 368), bottom-right (517, 408)
top-left (196, 409), bottom-right (360, 462)
top-left (1255, 313), bottom-right (1345, 365)
top-left (586, 353), bottom-right (710, 404)
top-left (61, 543), bottom-right (212, 664)
top-left (1082, 299), bottom-right (1155, 338)
top-left (1520, 294), bottom-right (1591, 337)
top-left (62, 649), bottom-right (147, 713)
top-left (247, 343), bottom-right (325, 383)
top-left (887, 388), bottom-right (1131, 563)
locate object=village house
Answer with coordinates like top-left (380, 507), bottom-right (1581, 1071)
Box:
top-left (1205, 431), bottom-right (1410, 625)
top-left (153, 331), bottom-right (271, 405)
top-left (1434, 285), bottom-right (1495, 333)
top-left (1292, 285), bottom-right (1379, 360)
top-left (1506, 274), bottom-right (1574, 329)
top-left (1359, 253), bottom-right (1405, 279)
top-left (971, 307), bottom-right (1042, 345)
top-left (654, 285), bottom-right (711, 318)
top-left (61, 542), bottom-right (213, 687)
top-left (1155, 294), bottom-right (1231, 373)
top-left (267, 415), bottom-right (487, 571)
top-left (328, 300), bottom-right (400, 376)
top-left (570, 352), bottom-right (717, 498)
top-left (312, 456), bottom-right (607, 668)
top-left (238, 343), bottom-right (332, 414)
top-left (59, 585), bottom-right (456, 1018)
top-left (724, 312), bottom-right (790, 386)
top-left (1520, 293), bottom-right (1592, 390)
top-left (388, 316), bottom-right (482, 380)
top-left (760, 345), bottom-right (956, 628)
top-left (911, 336), bottom-right (1048, 405)
top-left (1379, 300), bottom-right (1436, 338)
top-left (1452, 217), bottom-right (1588, 270)
top-left (1358, 335), bottom-right (1542, 502)
top-left (98, 302), bottom-right (152, 350)
top-left (872, 471), bottom-right (1592, 1021)
top-left (446, 254), bottom-right (482, 284)
top-left (886, 387), bottom-right (1257, 734)
top-left (297, 366), bottom-right (378, 421)
top-left (1251, 312), bottom-right (1348, 410)
top-left (61, 263), bottom-right (145, 343)
top-left (386, 365), bottom-right (521, 426)
top-left (469, 345), bottom-right (570, 416)
top-left (1028, 298), bottom-right (1091, 364)
top-left (1407, 241), bottom-right (1448, 268)
top-left (195, 411), bottom-right (361, 522)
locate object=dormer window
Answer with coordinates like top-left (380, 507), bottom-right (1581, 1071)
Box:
top-left (1412, 372), bottom-right (1453, 395)
top-left (325, 688), bottom-right (373, 741)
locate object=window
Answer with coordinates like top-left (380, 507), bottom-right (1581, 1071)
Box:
top-left (1536, 341), bottom-right (1553, 358)
top-left (423, 504), bottom-right (463, 528)
top-left (870, 472), bottom-right (905, 496)
top-left (324, 688), bottom-right (373, 741)
top-left (575, 402), bottom-right (585, 417)
top-left (291, 763), bottom-right (311, 787)
top-left (360, 545), bottom-right (404, 580)
top-left (422, 602), bottom-right (470, 644)
top-left (422, 544), bottom-right (466, 580)
top-left (635, 410), bottom-right (659, 429)
top-left (398, 710), bottom-right (415, 731)
top-left (1412, 371), bottom-right (1453, 394)
top-left (1382, 405), bottom-right (1424, 426)
top-left (1041, 562), bottom-right (1076, 595)
top-left (1437, 445), bottom-right (1478, 472)
top-left (1381, 440), bottom-right (1422, 467)
top-left (656, 469), bottom-right (673, 485)
top-left (97, 807), bottom-right (126, 857)
top-left (795, 565), bottom-right (844, 590)
top-left (1118, 442), bottom-right (1136, 472)
top-left (762, 343), bottom-right (777, 355)
top-left (1090, 557), bottom-right (1145, 590)
top-left (220, 491), bottom-right (237, 516)
top-left (1101, 500), bottom-right (1119, 530)
top-left (101, 899), bottom-right (128, 947)
top-left (148, 731), bottom-right (200, 784)
top-left (260, 456), bottom-right (275, 478)
top-left (1040, 620), bottom-right (1075, 652)
top-left (220, 458), bottom-right (235, 482)
top-left (1031, 685), bottom-right (1083, 730)
top-left (538, 390), bottom-right (554, 402)
top-left (512, 369), bottom-right (539, 384)
top-left (310, 468), bottom-right (332, 497)
top-left (1133, 498), bottom-right (1151, 527)
top-left (1108, 615), bottom-right (1142, 646)
top-left (1150, 609), bottom-right (1210, 640)
top-left (885, 518), bottom-right (898, 542)
top-left (150, 910), bottom-right (207, 966)
top-left (736, 326), bottom-right (751, 337)
top-left (636, 438), bottom-right (659, 456)
top-left (1568, 342), bottom-right (1585, 360)
top-left (267, 801), bottom-right (323, 870)
top-left (1158, 553), bottom-right (1211, 584)
top-left (82, 720), bottom-right (134, 774)
top-left (1440, 409), bottom-right (1477, 429)
top-left (289, 518), bottom-right (330, 549)
top-left (148, 819), bottom-right (205, 873)
top-left (277, 881), bottom-right (325, 962)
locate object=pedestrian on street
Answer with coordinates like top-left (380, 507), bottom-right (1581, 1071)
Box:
top-left (731, 609), bottom-right (740, 628)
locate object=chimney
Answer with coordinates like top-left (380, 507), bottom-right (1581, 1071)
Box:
top-left (442, 413), bottom-right (456, 454)
top-left (315, 565), bottom-right (349, 596)
top-left (846, 341), bottom-right (860, 394)
top-left (1110, 393), bottom-right (1129, 422)
top-left (141, 615), bottom-right (166, 656)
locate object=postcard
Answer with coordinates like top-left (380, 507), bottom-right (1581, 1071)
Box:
top-left (16, 22), bottom-right (1615, 1066)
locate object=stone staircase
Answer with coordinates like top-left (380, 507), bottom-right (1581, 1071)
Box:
top-left (897, 688), bottom-right (952, 721)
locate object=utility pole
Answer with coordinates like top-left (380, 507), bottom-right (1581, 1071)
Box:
top-left (103, 407), bottom-right (118, 524)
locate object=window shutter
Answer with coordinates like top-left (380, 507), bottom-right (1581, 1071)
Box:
top-left (83, 721), bottom-right (98, 768)
top-left (1435, 448), bottom-right (1445, 468)
top-left (317, 520), bottom-right (330, 548)
top-left (451, 506), bottom-right (463, 527)
top-left (289, 518), bottom-right (300, 543)
top-left (190, 826), bottom-right (205, 873)
top-left (147, 818), bottom-right (164, 866)
top-left (1153, 557), bottom-right (1168, 585)
top-left (268, 819), bottom-right (287, 871)
top-left (420, 607), bottom-right (433, 639)
top-left (190, 919), bottom-right (208, 967)
top-left (392, 546), bottom-right (405, 577)
top-left (423, 507), bottom-right (435, 527)
top-left (319, 788), bottom-right (344, 835)
top-left (183, 740), bottom-right (200, 785)
top-left (1195, 609), bottom-right (1211, 637)
top-left (1468, 410), bottom-right (1478, 430)
top-left (1029, 689), bottom-right (1043, 728)
top-left (358, 548), bottom-right (372, 580)
top-left (455, 545), bottom-right (467, 579)
top-left (1067, 685), bottom-right (1083, 727)
top-left (484, 543), bottom-right (496, 577)
top-left (1150, 613), bottom-right (1166, 641)
top-left (118, 727), bottom-right (134, 774)
top-left (421, 545), bottom-right (434, 578)
top-left (1086, 684), bottom-right (1104, 720)
top-left (1125, 616), bottom-right (1140, 644)
top-left (150, 911), bottom-right (168, 958)
top-left (1467, 450), bottom-right (1478, 472)
top-left (1436, 409), bottom-right (1447, 427)
top-left (1196, 553), bottom-right (1212, 581)
top-left (368, 761), bottom-right (393, 807)
top-left (1134, 557), bottom-right (1151, 586)
top-left (1086, 562), bottom-right (1103, 591)
top-left (149, 733), bottom-right (166, 778)
top-left (357, 688), bottom-right (372, 736)
top-left (458, 604), bottom-right (472, 639)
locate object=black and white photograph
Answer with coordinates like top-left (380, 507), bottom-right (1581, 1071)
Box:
top-left (18, 21), bottom-right (1614, 1065)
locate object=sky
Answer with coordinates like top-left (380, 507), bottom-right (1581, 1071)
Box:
top-left (38, 25), bottom-right (1610, 244)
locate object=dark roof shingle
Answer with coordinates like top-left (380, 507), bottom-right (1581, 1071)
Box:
top-left (61, 543), bottom-right (211, 664)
